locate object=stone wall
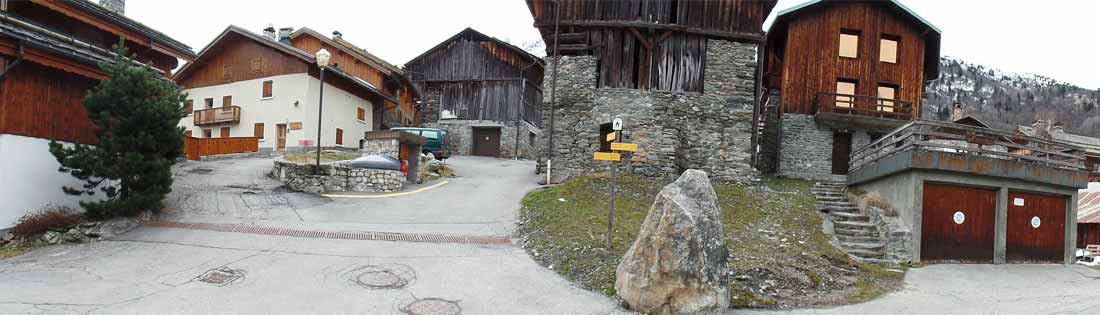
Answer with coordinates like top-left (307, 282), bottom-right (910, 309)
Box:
top-left (362, 138), bottom-right (400, 159)
top-left (867, 206), bottom-right (913, 262)
top-left (777, 114), bottom-right (872, 181)
top-left (273, 160), bottom-right (404, 194)
top-left (423, 119), bottom-right (541, 159)
top-left (538, 40), bottom-right (757, 182)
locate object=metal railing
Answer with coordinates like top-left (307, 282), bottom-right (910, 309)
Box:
top-left (193, 106), bottom-right (241, 126)
top-left (815, 92), bottom-right (915, 120)
top-left (849, 120), bottom-right (1088, 173)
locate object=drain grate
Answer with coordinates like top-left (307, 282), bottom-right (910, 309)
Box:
top-left (187, 168), bottom-right (214, 175)
top-left (343, 264), bottom-right (416, 290)
top-left (400, 298), bottom-right (461, 315)
top-left (145, 221), bottom-right (511, 245)
top-left (196, 266), bottom-right (244, 286)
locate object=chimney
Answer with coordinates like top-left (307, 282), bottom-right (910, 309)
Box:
top-left (99, 0), bottom-right (125, 15)
top-left (277, 27), bottom-right (294, 45)
top-left (263, 24), bottom-right (276, 40)
top-left (332, 30), bottom-right (343, 40)
top-left (1032, 120), bottom-right (1052, 138)
top-left (950, 102), bottom-right (964, 121)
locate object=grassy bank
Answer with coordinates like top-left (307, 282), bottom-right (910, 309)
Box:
top-left (283, 151), bottom-right (361, 164)
top-left (516, 173), bottom-right (904, 308)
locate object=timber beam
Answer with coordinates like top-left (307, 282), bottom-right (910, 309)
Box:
top-left (534, 20), bottom-right (766, 43)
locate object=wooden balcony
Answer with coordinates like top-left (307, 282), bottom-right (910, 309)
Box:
top-left (194, 106), bottom-right (241, 126)
top-left (848, 120), bottom-right (1090, 189)
top-left (814, 92), bottom-right (915, 120)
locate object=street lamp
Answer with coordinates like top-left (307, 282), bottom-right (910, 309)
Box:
top-left (315, 48), bottom-right (331, 174)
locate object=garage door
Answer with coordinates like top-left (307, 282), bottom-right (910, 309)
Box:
top-left (921, 183), bottom-right (997, 263)
top-left (1006, 192), bottom-right (1066, 263)
top-left (472, 127), bottom-right (501, 157)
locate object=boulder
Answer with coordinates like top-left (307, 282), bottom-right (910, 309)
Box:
top-left (426, 160), bottom-right (443, 172)
top-left (63, 228), bottom-right (90, 243)
top-left (615, 169), bottom-right (730, 315)
top-left (42, 230), bottom-right (62, 245)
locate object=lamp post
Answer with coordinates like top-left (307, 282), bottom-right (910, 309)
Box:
top-left (315, 48), bottom-right (331, 174)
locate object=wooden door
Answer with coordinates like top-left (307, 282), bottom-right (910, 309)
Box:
top-left (1006, 192), bottom-right (1066, 263)
top-left (276, 124), bottom-right (287, 150)
top-left (220, 127), bottom-right (230, 138)
top-left (831, 132), bottom-right (852, 175)
top-left (921, 183), bottom-right (997, 263)
top-left (472, 127), bottom-right (501, 157)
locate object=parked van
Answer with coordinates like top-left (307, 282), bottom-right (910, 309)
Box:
top-left (391, 127), bottom-right (449, 159)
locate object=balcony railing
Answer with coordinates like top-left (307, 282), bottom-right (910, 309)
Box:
top-left (815, 92), bottom-right (915, 120)
top-left (194, 106), bottom-right (241, 126)
top-left (850, 120), bottom-right (1087, 173)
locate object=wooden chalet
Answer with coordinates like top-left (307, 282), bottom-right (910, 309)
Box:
top-left (526, 0), bottom-right (776, 92)
top-left (0, 0), bottom-right (194, 228)
top-left (288, 28), bottom-right (419, 129)
top-left (403, 28), bottom-right (543, 158)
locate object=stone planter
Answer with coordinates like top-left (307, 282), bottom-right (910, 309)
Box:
top-left (273, 159), bottom-right (404, 194)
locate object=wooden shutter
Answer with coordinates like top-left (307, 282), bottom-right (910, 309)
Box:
top-left (262, 80), bottom-right (273, 98)
top-left (336, 128), bottom-right (343, 145)
top-left (220, 127), bottom-right (230, 138)
top-left (222, 64), bottom-right (233, 81)
top-left (250, 58), bottom-right (264, 73)
top-left (183, 99), bottom-right (193, 115)
top-left (357, 107), bottom-right (366, 121)
top-left (254, 123), bottom-right (264, 139)
top-left (223, 95), bottom-right (232, 107)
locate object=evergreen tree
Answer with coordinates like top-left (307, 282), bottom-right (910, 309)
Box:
top-left (49, 43), bottom-right (187, 219)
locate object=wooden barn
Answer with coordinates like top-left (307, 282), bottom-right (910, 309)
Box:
top-left (526, 0), bottom-right (776, 182)
top-left (0, 0), bottom-right (194, 228)
top-left (1079, 192), bottom-right (1100, 250)
top-left (404, 28), bottom-right (543, 159)
top-left (756, 0), bottom-right (941, 179)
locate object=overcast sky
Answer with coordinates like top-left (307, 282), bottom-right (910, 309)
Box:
top-left (126, 0), bottom-right (1099, 89)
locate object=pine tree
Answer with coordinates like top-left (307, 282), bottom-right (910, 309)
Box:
top-left (48, 43), bottom-right (186, 219)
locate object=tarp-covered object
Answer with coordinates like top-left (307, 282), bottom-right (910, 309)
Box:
top-left (346, 155), bottom-right (401, 171)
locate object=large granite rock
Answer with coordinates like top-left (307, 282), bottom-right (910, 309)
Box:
top-left (615, 169), bottom-right (730, 315)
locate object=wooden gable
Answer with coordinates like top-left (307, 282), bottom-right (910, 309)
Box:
top-left (176, 33), bottom-right (309, 89)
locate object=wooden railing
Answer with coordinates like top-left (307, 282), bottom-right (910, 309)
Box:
top-left (193, 106), bottom-right (241, 126)
top-left (183, 136), bottom-right (259, 160)
top-left (815, 92), bottom-right (915, 120)
top-left (849, 120), bottom-right (1088, 173)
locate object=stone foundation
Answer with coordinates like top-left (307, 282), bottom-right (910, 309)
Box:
top-left (423, 119), bottom-right (541, 159)
top-left (273, 159), bottom-right (404, 194)
top-left (538, 40), bottom-right (756, 182)
top-left (867, 206), bottom-right (913, 262)
top-left (777, 114), bottom-right (873, 181)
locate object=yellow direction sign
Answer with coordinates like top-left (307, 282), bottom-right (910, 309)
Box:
top-left (611, 143), bottom-right (638, 152)
top-left (593, 152), bottom-right (621, 162)
top-left (605, 132), bottom-right (617, 142)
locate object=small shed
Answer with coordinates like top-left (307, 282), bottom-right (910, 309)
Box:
top-left (1079, 192), bottom-right (1100, 248)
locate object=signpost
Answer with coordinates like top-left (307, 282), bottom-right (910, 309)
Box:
top-left (593, 117), bottom-right (637, 249)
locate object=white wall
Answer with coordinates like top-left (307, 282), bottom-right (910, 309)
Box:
top-left (178, 73), bottom-right (374, 151)
top-left (0, 135), bottom-right (103, 229)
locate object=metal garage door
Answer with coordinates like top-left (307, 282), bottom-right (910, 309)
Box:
top-left (1006, 192), bottom-right (1066, 263)
top-left (921, 183), bottom-right (997, 263)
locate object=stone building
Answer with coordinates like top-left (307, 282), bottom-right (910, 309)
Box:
top-left (404, 28), bottom-right (544, 159)
top-left (526, 0), bottom-right (777, 182)
top-left (755, 0), bottom-right (942, 181)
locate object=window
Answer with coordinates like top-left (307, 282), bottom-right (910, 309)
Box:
top-left (422, 131), bottom-right (439, 140)
top-left (183, 99), bottom-right (193, 116)
top-left (250, 58), bottom-right (264, 73)
top-left (357, 107), bottom-right (366, 122)
top-left (877, 84), bottom-right (898, 112)
top-left (221, 64), bottom-right (233, 81)
top-left (335, 128), bottom-right (343, 145)
top-left (835, 79), bottom-right (857, 108)
top-left (220, 127), bottom-right (230, 138)
top-left (222, 95), bottom-right (232, 108)
top-left (839, 29), bottom-right (860, 58)
top-left (880, 35), bottom-right (899, 63)
top-left (254, 123), bottom-right (264, 139)
top-left (203, 129), bottom-right (212, 138)
top-left (204, 98), bottom-right (214, 109)
top-left (529, 132), bottom-right (536, 146)
top-left (262, 80), bottom-right (273, 98)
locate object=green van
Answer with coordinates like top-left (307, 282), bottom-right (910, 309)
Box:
top-left (391, 127), bottom-right (449, 159)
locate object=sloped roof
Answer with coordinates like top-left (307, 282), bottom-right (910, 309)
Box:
top-left (406, 27), bottom-right (542, 68)
top-left (62, 0), bottom-right (195, 59)
top-left (289, 27), bottom-right (403, 75)
top-left (1080, 192), bottom-right (1100, 223)
top-left (1018, 125), bottom-right (1100, 155)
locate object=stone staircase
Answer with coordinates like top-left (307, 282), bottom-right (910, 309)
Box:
top-left (812, 181), bottom-right (886, 260)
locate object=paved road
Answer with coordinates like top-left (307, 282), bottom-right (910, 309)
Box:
top-left (0, 156), bottom-right (627, 315)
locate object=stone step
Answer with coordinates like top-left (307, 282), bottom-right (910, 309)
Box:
top-left (815, 195), bottom-right (845, 202)
top-left (845, 248), bottom-right (885, 259)
top-left (812, 190), bottom-right (844, 196)
top-left (835, 227), bottom-right (879, 237)
top-left (834, 220), bottom-right (877, 230)
top-left (837, 235), bottom-right (882, 243)
top-left (819, 201), bottom-right (856, 208)
top-left (814, 182), bottom-right (846, 188)
top-left (841, 241), bottom-right (886, 251)
top-left (819, 205), bottom-right (860, 214)
top-left (830, 211), bottom-right (870, 222)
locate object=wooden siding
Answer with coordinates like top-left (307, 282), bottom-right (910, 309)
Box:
top-left (430, 81), bottom-right (542, 125)
top-left (177, 35), bottom-right (308, 89)
top-left (0, 60), bottom-right (99, 144)
top-left (591, 31), bottom-right (706, 92)
top-left (183, 136), bottom-right (258, 160)
top-left (1079, 223), bottom-right (1100, 248)
top-left (290, 36), bottom-right (386, 89)
top-left (773, 2), bottom-right (927, 116)
top-left (406, 38), bottom-right (542, 84)
top-left (527, 0), bottom-right (774, 41)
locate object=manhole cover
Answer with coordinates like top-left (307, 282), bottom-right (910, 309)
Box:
top-left (400, 298), bottom-right (461, 315)
top-left (196, 266), bottom-right (244, 286)
top-left (344, 264), bottom-right (416, 289)
top-left (188, 168), bottom-right (214, 175)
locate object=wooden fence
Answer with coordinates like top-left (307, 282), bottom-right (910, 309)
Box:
top-left (184, 136), bottom-right (259, 160)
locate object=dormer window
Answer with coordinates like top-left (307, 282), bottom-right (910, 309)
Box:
top-left (880, 35), bottom-right (899, 63)
top-left (839, 29), bottom-right (860, 58)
